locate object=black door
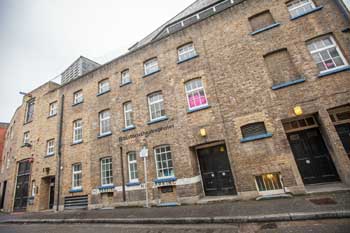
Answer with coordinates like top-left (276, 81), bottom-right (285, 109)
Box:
top-left (49, 177), bottom-right (55, 209)
top-left (335, 123), bottom-right (350, 159)
top-left (287, 128), bottom-right (339, 184)
top-left (197, 145), bottom-right (236, 196)
top-left (14, 160), bottom-right (31, 211)
top-left (0, 181), bottom-right (7, 209)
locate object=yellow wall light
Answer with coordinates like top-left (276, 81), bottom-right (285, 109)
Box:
top-left (293, 106), bottom-right (303, 116)
top-left (199, 128), bottom-right (207, 137)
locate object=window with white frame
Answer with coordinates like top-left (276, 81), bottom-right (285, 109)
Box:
top-left (98, 79), bottom-right (110, 94)
top-left (99, 110), bottom-right (111, 135)
top-left (73, 90), bottom-right (83, 104)
top-left (101, 157), bottom-right (113, 186)
top-left (154, 145), bottom-right (174, 178)
top-left (6, 152), bottom-right (10, 169)
top-left (23, 131), bottom-right (30, 144)
top-left (185, 79), bottom-right (208, 110)
top-left (287, 0), bottom-right (316, 18)
top-left (46, 139), bottom-right (55, 156)
top-left (144, 58), bottom-right (159, 75)
top-left (123, 102), bottom-right (134, 128)
top-left (121, 69), bottom-right (131, 85)
top-left (255, 173), bottom-right (284, 194)
top-left (178, 43), bottom-right (197, 62)
top-left (307, 35), bottom-right (348, 74)
top-left (148, 92), bottom-right (165, 121)
top-left (49, 101), bottom-right (57, 116)
top-left (73, 119), bottom-right (83, 143)
top-left (72, 163), bottom-right (82, 189)
top-left (128, 152), bottom-right (138, 183)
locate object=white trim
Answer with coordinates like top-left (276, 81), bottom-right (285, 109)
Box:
top-left (101, 157), bottom-right (113, 186)
top-left (72, 163), bottom-right (82, 189)
top-left (46, 139), bottom-right (55, 156)
top-left (123, 102), bottom-right (134, 128)
top-left (99, 110), bottom-right (111, 136)
top-left (185, 79), bottom-right (208, 111)
top-left (49, 102), bottom-right (57, 116)
top-left (148, 93), bottom-right (165, 121)
top-left (127, 152), bottom-right (139, 183)
top-left (98, 79), bottom-right (110, 94)
top-left (144, 58), bottom-right (159, 75)
top-left (154, 145), bottom-right (174, 179)
top-left (73, 91), bottom-right (83, 104)
top-left (73, 119), bottom-right (83, 143)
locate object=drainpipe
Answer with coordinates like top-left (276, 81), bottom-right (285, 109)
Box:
top-left (56, 94), bottom-right (64, 211)
top-left (334, 0), bottom-right (350, 23)
top-left (120, 146), bottom-right (126, 202)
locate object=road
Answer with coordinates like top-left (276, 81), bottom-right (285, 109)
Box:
top-left (0, 219), bottom-right (349, 233)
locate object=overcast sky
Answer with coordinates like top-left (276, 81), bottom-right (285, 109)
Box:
top-left (0, 0), bottom-right (194, 123)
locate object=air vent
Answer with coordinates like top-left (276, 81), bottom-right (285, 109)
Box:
top-left (64, 195), bottom-right (88, 210)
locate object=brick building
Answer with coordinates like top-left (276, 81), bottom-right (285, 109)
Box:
top-left (0, 123), bottom-right (9, 172)
top-left (0, 0), bottom-right (350, 212)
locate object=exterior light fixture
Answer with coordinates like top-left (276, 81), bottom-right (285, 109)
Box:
top-left (266, 173), bottom-right (274, 180)
top-left (293, 106), bottom-right (303, 116)
top-left (199, 128), bottom-right (207, 137)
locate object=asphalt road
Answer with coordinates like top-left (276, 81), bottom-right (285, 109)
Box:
top-left (0, 219), bottom-right (349, 233)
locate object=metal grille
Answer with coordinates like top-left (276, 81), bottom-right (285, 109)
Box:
top-left (241, 122), bottom-right (267, 138)
top-left (64, 195), bottom-right (88, 210)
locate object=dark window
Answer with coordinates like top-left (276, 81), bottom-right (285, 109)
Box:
top-left (249, 11), bottom-right (275, 32)
top-left (25, 100), bottom-right (35, 123)
top-left (241, 122), bottom-right (267, 138)
top-left (160, 186), bottom-right (173, 193)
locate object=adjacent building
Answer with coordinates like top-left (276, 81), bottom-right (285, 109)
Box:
top-left (0, 0), bottom-right (350, 212)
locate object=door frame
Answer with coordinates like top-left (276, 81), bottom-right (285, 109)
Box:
top-left (283, 115), bottom-right (340, 185)
top-left (194, 141), bottom-right (237, 196)
top-left (13, 159), bottom-right (32, 212)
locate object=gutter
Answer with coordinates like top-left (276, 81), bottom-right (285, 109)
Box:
top-left (56, 94), bottom-right (65, 211)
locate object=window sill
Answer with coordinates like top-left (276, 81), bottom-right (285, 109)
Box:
top-left (97, 132), bottom-right (112, 139)
top-left (98, 185), bottom-right (115, 190)
top-left (318, 65), bottom-right (350, 78)
top-left (250, 23), bottom-right (281, 36)
top-left (187, 105), bottom-right (210, 114)
top-left (69, 188), bottom-right (83, 193)
top-left (120, 81), bottom-right (132, 87)
top-left (240, 133), bottom-right (273, 143)
top-left (147, 116), bottom-right (168, 125)
top-left (122, 125), bottom-right (136, 132)
top-left (23, 121), bottom-right (33, 126)
top-left (72, 101), bottom-right (84, 107)
top-left (143, 69), bottom-right (161, 78)
top-left (96, 89), bottom-right (111, 97)
top-left (48, 114), bottom-right (57, 119)
top-left (126, 181), bottom-right (141, 187)
top-left (271, 77), bottom-right (306, 90)
top-left (71, 140), bottom-right (83, 146)
top-left (290, 6), bottom-right (323, 20)
top-left (21, 143), bottom-right (32, 148)
top-left (154, 177), bottom-right (177, 184)
top-left (177, 54), bottom-right (199, 64)
top-left (44, 154), bottom-right (55, 158)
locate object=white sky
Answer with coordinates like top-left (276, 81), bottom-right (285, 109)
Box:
top-left (0, 0), bottom-right (194, 122)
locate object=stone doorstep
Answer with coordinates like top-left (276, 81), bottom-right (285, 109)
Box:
top-left (196, 195), bottom-right (241, 204)
top-left (305, 182), bottom-right (350, 194)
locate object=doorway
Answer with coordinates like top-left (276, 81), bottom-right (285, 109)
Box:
top-left (329, 106), bottom-right (350, 159)
top-left (197, 144), bottom-right (236, 196)
top-left (284, 116), bottom-right (339, 185)
top-left (0, 180), bottom-right (7, 209)
top-left (13, 160), bottom-right (31, 211)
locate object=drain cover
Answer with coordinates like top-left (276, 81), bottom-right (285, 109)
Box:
top-left (260, 223), bottom-right (278, 230)
top-left (309, 197), bottom-right (337, 205)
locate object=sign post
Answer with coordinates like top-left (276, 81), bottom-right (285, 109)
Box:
top-left (140, 146), bottom-right (149, 208)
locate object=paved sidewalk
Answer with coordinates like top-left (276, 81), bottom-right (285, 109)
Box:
top-left (1, 191), bottom-right (349, 224)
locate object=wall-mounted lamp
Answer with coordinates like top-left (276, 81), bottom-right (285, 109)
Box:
top-left (199, 128), bottom-right (207, 137)
top-left (293, 106), bottom-right (303, 116)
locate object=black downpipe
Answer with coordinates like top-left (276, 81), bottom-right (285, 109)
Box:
top-left (56, 94), bottom-right (64, 211)
top-left (120, 146), bottom-right (126, 202)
